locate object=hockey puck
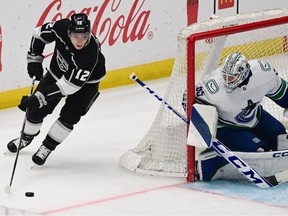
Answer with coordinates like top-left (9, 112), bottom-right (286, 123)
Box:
top-left (25, 192), bottom-right (34, 197)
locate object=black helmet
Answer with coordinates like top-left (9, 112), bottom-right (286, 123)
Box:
top-left (68, 13), bottom-right (91, 33)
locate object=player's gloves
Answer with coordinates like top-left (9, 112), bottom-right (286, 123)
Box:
top-left (27, 52), bottom-right (44, 81)
top-left (18, 91), bottom-right (47, 111)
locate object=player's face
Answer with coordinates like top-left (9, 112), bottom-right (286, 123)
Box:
top-left (222, 74), bottom-right (239, 84)
top-left (69, 32), bottom-right (90, 50)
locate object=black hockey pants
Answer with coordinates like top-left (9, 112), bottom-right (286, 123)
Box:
top-left (27, 72), bottom-right (100, 129)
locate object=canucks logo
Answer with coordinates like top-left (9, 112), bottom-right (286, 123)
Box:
top-left (235, 100), bottom-right (258, 123)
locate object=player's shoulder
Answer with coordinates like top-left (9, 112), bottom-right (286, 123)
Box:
top-left (249, 59), bottom-right (274, 73)
top-left (41, 18), bottom-right (69, 35)
top-left (249, 59), bottom-right (278, 85)
top-left (81, 34), bottom-right (102, 59)
top-left (89, 34), bottom-right (101, 50)
top-left (198, 70), bottom-right (224, 94)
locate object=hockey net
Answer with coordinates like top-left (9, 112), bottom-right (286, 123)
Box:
top-left (119, 8), bottom-right (288, 181)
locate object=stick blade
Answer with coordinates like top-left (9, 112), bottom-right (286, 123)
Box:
top-left (266, 169), bottom-right (288, 186)
top-left (264, 176), bottom-right (278, 186)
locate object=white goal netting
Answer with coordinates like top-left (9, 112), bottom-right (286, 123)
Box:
top-left (119, 8), bottom-right (288, 179)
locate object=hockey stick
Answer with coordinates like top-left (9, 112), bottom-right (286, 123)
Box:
top-left (129, 73), bottom-right (189, 124)
top-left (5, 76), bottom-right (36, 193)
top-left (130, 73), bottom-right (287, 188)
top-left (265, 169), bottom-right (288, 186)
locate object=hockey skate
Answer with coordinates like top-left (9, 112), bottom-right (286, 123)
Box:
top-left (7, 134), bottom-right (34, 153)
top-left (32, 145), bottom-right (52, 165)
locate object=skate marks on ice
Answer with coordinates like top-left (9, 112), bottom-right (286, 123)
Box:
top-left (0, 205), bottom-right (38, 216)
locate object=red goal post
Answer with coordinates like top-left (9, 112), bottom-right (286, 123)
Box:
top-left (119, 8), bottom-right (288, 182)
top-left (186, 12), bottom-right (288, 181)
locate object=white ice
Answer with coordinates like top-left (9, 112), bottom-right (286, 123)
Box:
top-left (1, 78), bottom-right (288, 215)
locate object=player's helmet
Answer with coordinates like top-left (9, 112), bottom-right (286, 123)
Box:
top-left (68, 13), bottom-right (91, 33)
top-left (221, 52), bottom-right (250, 93)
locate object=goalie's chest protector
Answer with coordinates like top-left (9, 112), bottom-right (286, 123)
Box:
top-left (198, 65), bottom-right (277, 128)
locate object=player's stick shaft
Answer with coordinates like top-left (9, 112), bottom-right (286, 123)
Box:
top-left (129, 73), bottom-right (189, 124)
top-left (5, 76), bottom-right (36, 193)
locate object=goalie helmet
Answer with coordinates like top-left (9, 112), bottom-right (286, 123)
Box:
top-left (68, 13), bottom-right (91, 33)
top-left (221, 52), bottom-right (250, 93)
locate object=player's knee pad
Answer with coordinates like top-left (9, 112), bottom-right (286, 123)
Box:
top-left (60, 102), bottom-right (82, 125)
top-left (197, 149), bottom-right (228, 181)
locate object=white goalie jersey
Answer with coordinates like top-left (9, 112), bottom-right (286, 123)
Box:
top-left (195, 59), bottom-right (284, 128)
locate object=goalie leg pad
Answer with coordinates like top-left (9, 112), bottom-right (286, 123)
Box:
top-left (277, 134), bottom-right (288, 150)
top-left (188, 104), bottom-right (218, 148)
top-left (197, 149), bottom-right (228, 181)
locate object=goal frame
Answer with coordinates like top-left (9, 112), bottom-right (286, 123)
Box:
top-left (186, 15), bottom-right (288, 182)
top-left (119, 9), bottom-right (288, 181)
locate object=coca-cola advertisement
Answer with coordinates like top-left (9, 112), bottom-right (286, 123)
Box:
top-left (0, 0), bottom-right (187, 93)
top-left (36, 0), bottom-right (151, 47)
top-left (0, 0), bottom-right (287, 109)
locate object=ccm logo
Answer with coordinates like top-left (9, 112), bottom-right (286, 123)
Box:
top-left (273, 151), bottom-right (288, 157)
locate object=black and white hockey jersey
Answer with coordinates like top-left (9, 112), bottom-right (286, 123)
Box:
top-left (29, 19), bottom-right (106, 99)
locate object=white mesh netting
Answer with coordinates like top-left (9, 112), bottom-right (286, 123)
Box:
top-left (119, 8), bottom-right (288, 178)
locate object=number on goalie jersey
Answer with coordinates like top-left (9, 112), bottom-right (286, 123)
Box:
top-left (7, 13), bottom-right (106, 166)
top-left (195, 52), bottom-right (288, 181)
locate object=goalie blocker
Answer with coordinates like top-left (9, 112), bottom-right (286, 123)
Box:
top-left (188, 104), bottom-right (288, 182)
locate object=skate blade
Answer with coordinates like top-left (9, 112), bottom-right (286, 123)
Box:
top-left (30, 163), bottom-right (42, 170)
top-left (5, 185), bottom-right (11, 194)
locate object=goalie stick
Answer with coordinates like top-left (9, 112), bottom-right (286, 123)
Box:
top-left (129, 73), bottom-right (189, 124)
top-left (130, 73), bottom-right (288, 188)
top-left (5, 76), bottom-right (36, 194)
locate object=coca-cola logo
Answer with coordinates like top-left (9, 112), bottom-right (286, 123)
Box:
top-left (37, 0), bottom-right (151, 46)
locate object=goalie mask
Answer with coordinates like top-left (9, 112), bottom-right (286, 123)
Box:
top-left (221, 52), bottom-right (250, 93)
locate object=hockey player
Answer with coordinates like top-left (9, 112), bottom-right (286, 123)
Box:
top-left (195, 52), bottom-right (288, 181)
top-left (7, 13), bottom-right (106, 165)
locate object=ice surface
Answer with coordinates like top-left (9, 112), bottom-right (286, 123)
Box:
top-left (0, 78), bottom-right (288, 215)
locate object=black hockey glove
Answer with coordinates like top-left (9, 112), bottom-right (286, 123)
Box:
top-left (27, 52), bottom-right (44, 81)
top-left (18, 91), bottom-right (47, 111)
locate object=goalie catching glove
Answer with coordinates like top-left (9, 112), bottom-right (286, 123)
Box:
top-left (18, 91), bottom-right (47, 111)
